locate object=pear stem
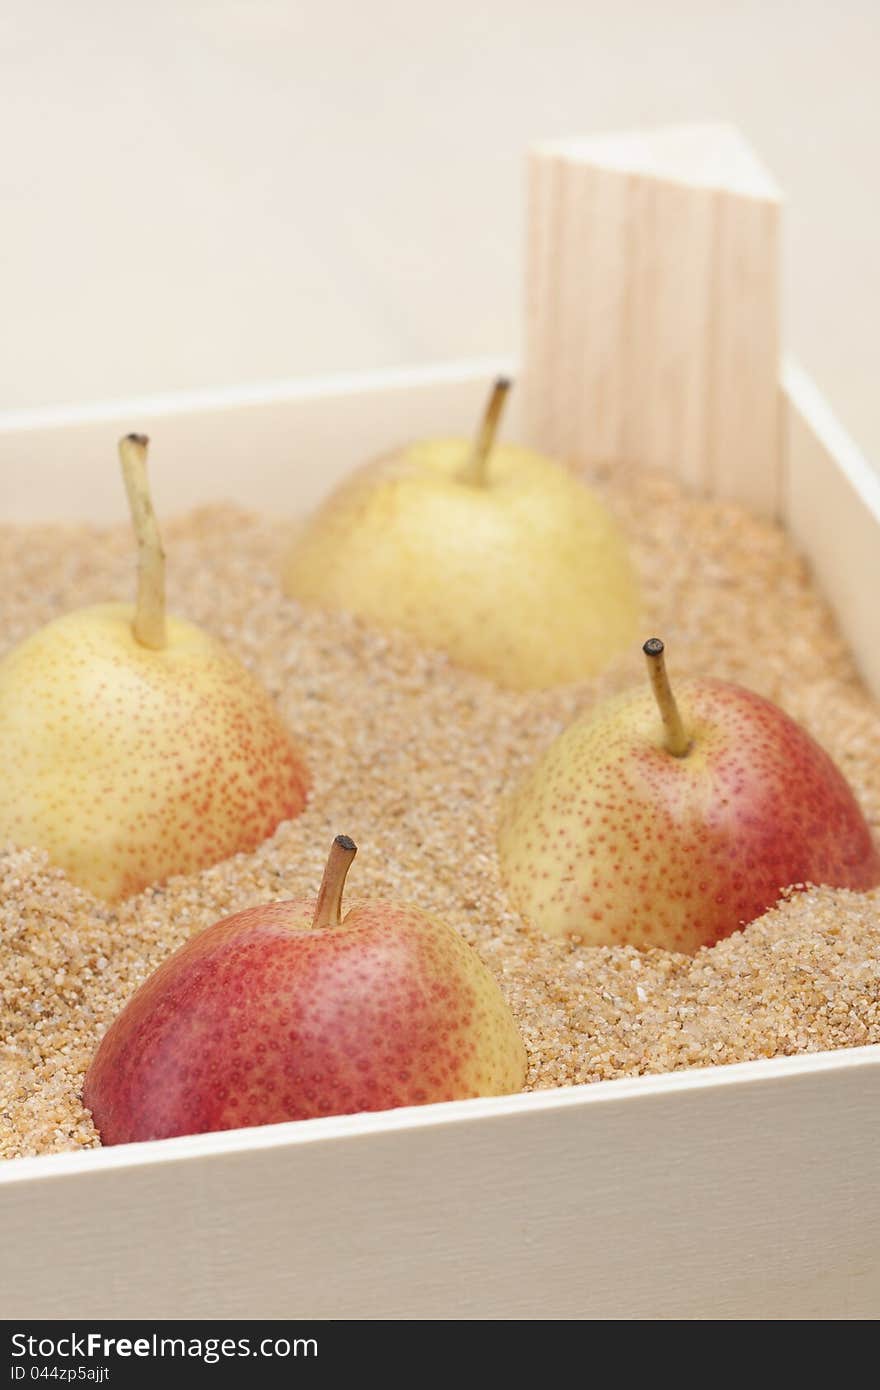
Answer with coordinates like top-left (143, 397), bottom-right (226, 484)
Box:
top-left (458, 376), bottom-right (512, 486)
top-left (312, 835), bottom-right (358, 928)
top-left (643, 638), bottom-right (691, 757)
top-left (119, 434), bottom-right (167, 650)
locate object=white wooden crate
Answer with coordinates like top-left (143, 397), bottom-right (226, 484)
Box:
top-left (2, 127), bottom-right (879, 1319)
top-left (1, 355), bottom-right (879, 1320)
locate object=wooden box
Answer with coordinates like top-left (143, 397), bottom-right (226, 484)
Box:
top-left (1, 127), bottom-right (879, 1320)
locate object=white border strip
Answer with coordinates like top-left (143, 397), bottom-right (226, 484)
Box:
top-left (0, 357), bottom-right (515, 434)
top-left (784, 356), bottom-right (880, 516)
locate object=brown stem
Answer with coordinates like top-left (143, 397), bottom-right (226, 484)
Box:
top-left (119, 434), bottom-right (167, 650)
top-left (312, 835), bottom-right (358, 927)
top-left (643, 638), bottom-right (690, 757)
top-left (458, 376), bottom-right (512, 486)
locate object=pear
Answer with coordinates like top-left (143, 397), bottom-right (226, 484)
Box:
top-left (84, 835), bottom-right (527, 1142)
top-left (498, 639), bottom-right (880, 952)
top-left (0, 435), bottom-right (310, 901)
top-left (282, 379), bottom-right (639, 688)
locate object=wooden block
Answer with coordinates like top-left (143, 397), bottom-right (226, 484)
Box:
top-left (523, 124), bottom-right (782, 516)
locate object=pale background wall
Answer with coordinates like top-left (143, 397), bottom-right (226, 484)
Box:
top-left (3, 1), bottom-right (879, 466)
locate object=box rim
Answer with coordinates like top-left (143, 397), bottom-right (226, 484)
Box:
top-left (4, 1041), bottom-right (879, 1187)
top-left (0, 355), bottom-right (513, 434)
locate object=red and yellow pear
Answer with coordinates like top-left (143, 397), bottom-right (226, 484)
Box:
top-left (83, 836), bottom-right (527, 1143)
top-left (0, 435), bottom-right (309, 900)
top-left (282, 379), bottom-right (639, 689)
top-left (498, 639), bottom-right (880, 952)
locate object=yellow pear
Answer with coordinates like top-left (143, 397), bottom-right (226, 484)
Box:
top-left (282, 379), bottom-right (639, 688)
top-left (0, 435), bottom-right (310, 901)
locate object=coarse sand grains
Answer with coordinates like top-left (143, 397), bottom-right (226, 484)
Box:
top-left (1, 462), bottom-right (878, 1158)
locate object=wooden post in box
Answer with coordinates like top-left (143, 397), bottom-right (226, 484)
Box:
top-left (523, 124), bottom-right (782, 517)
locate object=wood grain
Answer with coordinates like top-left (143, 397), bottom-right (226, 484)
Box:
top-left (523, 124), bottom-right (782, 516)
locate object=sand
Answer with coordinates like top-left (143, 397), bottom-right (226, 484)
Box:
top-left (1, 461), bottom-right (879, 1159)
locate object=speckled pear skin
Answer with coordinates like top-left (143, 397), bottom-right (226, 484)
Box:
top-left (83, 896), bottom-right (527, 1143)
top-left (0, 602), bottom-right (310, 901)
top-left (281, 439), bottom-right (639, 689)
top-left (498, 679), bottom-right (880, 953)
